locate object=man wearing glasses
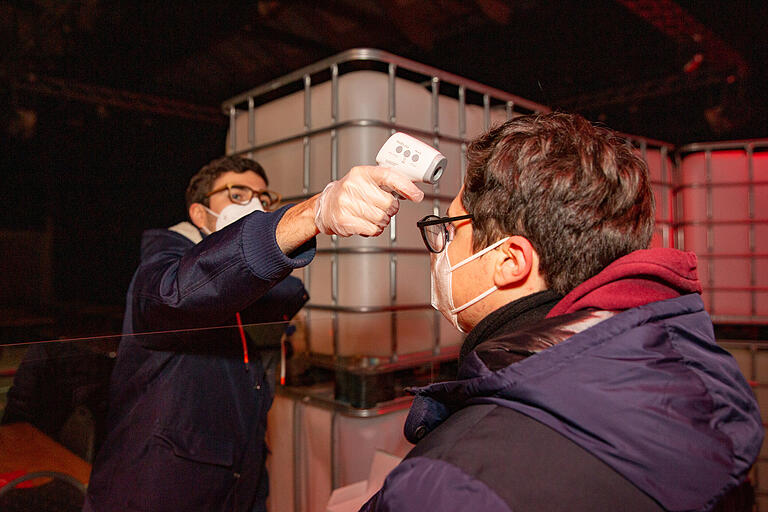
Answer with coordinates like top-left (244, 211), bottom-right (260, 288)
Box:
top-left (362, 113), bottom-right (762, 511)
top-left (84, 156), bottom-right (423, 512)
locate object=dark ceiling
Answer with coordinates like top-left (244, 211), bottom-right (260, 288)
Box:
top-left (1, 0), bottom-right (767, 314)
top-left (3, 0), bottom-right (767, 143)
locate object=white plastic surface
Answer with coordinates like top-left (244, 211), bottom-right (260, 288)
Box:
top-left (227, 71), bottom-right (482, 356)
top-left (326, 450), bottom-right (402, 512)
top-left (635, 147), bottom-right (675, 249)
top-left (266, 393), bottom-right (413, 512)
top-left (679, 150), bottom-right (768, 318)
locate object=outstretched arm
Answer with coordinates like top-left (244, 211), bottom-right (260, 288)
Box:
top-left (129, 166), bottom-right (423, 332)
top-left (275, 166), bottom-right (424, 254)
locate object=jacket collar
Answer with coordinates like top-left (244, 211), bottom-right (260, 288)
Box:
top-left (459, 290), bottom-right (561, 366)
top-left (168, 221), bottom-right (203, 244)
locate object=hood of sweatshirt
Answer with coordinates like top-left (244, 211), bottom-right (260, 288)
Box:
top-left (547, 247), bottom-right (702, 317)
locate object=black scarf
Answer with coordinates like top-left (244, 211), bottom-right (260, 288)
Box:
top-left (458, 290), bottom-right (562, 367)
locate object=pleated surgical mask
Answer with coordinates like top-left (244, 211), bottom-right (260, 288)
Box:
top-left (430, 237), bottom-right (510, 333)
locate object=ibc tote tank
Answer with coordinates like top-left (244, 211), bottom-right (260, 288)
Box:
top-left (222, 49), bottom-right (549, 361)
top-left (626, 136), bottom-right (676, 250)
top-left (221, 49), bottom-right (551, 512)
top-left (677, 141), bottom-right (768, 321)
top-left (221, 49), bottom-right (765, 512)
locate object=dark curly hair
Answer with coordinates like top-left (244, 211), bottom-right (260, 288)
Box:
top-left (185, 156), bottom-right (269, 210)
top-left (462, 112), bottom-right (654, 295)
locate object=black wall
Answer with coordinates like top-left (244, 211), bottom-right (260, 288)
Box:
top-left (2, 96), bottom-right (226, 311)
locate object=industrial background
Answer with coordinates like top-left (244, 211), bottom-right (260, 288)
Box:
top-left (2, 2), bottom-right (768, 509)
top-left (1, 0), bottom-right (766, 335)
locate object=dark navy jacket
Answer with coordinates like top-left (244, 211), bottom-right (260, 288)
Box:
top-left (362, 253), bottom-right (763, 512)
top-left (84, 206), bottom-right (314, 512)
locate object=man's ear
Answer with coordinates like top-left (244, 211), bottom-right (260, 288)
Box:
top-left (188, 203), bottom-right (208, 230)
top-left (494, 236), bottom-right (535, 288)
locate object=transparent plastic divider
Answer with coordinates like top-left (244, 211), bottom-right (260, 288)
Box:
top-left (0, 312), bottom-right (458, 511)
top-left (0, 321), bottom-right (291, 501)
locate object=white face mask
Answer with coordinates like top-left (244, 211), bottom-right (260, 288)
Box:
top-left (202, 200), bottom-right (264, 234)
top-left (430, 237), bottom-right (510, 333)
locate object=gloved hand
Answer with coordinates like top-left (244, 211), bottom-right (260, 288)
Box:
top-left (314, 166), bottom-right (425, 237)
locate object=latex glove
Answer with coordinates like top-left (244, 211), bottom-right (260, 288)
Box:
top-left (314, 166), bottom-right (424, 237)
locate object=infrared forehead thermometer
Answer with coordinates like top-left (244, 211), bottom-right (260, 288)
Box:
top-left (376, 132), bottom-right (446, 185)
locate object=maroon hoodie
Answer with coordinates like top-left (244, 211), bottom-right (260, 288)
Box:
top-left (547, 248), bottom-right (703, 318)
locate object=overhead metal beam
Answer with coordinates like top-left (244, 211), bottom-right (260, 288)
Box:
top-left (18, 74), bottom-right (225, 125)
top-left (615, 0), bottom-right (748, 75)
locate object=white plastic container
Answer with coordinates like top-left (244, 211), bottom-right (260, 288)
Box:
top-left (225, 71), bottom-right (510, 206)
top-left (224, 60), bottom-right (538, 357)
top-left (266, 391), bottom-right (413, 512)
top-left (678, 148), bottom-right (768, 319)
top-left (633, 146), bottom-right (675, 249)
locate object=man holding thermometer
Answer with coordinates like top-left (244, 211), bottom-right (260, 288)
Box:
top-left (84, 135), bottom-right (431, 512)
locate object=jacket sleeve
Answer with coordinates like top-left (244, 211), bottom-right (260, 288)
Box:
top-left (360, 457), bottom-right (511, 512)
top-left (129, 205), bottom-right (315, 333)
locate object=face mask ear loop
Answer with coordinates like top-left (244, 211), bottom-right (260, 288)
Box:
top-left (449, 237), bottom-right (510, 272)
top-left (450, 285), bottom-right (498, 314)
top-left (202, 205), bottom-right (219, 219)
top-left (446, 237), bottom-right (510, 315)
top-left (199, 205), bottom-right (218, 235)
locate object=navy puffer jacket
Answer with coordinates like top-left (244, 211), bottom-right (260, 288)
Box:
top-left (362, 250), bottom-right (763, 512)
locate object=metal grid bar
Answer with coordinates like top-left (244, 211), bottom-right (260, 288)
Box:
top-left (248, 97), bottom-right (255, 151)
top-left (705, 150), bottom-right (715, 314)
top-left (303, 74), bottom-right (313, 354)
top-left (229, 106), bottom-right (237, 155)
top-left (226, 119), bottom-right (468, 158)
top-left (676, 141), bottom-right (768, 324)
top-left (292, 399), bottom-right (302, 512)
top-left (222, 48), bottom-right (549, 114)
top-left (389, 62), bottom-right (398, 363)
top-left (675, 149), bottom-right (685, 252)
top-left (431, 76), bottom-right (442, 356)
top-left (459, 86), bottom-right (467, 182)
top-left (680, 140), bottom-right (768, 153)
top-left (661, 146), bottom-right (671, 247)
top-left (330, 63), bottom-right (340, 359)
top-left (748, 145), bottom-right (757, 317)
top-left (331, 410), bottom-right (339, 492)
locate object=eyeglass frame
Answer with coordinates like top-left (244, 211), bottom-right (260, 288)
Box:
top-left (204, 183), bottom-right (282, 209)
top-left (416, 213), bottom-right (473, 253)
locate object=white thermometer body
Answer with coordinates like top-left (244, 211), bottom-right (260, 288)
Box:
top-left (376, 132), bottom-right (446, 185)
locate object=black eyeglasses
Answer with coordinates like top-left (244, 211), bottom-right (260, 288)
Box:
top-left (416, 214), bottom-right (473, 253)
